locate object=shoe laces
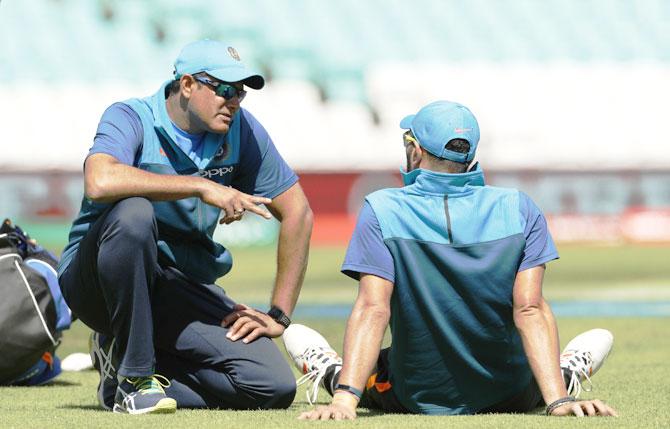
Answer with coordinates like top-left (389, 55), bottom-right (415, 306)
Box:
top-left (560, 350), bottom-right (594, 398)
top-left (127, 374), bottom-right (171, 395)
top-left (295, 346), bottom-right (342, 405)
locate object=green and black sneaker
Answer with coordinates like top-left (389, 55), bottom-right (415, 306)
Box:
top-left (112, 374), bottom-right (177, 414)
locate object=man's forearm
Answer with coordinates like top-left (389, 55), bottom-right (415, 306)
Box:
top-left (335, 300), bottom-right (390, 402)
top-left (514, 298), bottom-right (567, 404)
top-left (85, 154), bottom-right (206, 203)
top-left (269, 204), bottom-right (313, 315)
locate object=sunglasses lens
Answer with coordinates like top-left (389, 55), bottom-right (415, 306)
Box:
top-left (215, 84), bottom-right (231, 98)
top-left (216, 84), bottom-right (246, 101)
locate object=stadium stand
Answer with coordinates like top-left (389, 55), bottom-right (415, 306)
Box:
top-left (1, 0), bottom-right (669, 170)
top-left (1, 0), bottom-right (669, 247)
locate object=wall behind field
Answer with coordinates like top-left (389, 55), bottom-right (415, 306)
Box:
top-left (2, 170), bottom-right (669, 248)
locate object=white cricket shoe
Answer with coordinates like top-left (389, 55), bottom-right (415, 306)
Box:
top-left (559, 328), bottom-right (614, 397)
top-left (282, 324), bottom-right (342, 405)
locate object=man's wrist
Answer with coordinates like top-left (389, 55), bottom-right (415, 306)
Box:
top-left (193, 176), bottom-right (210, 199)
top-left (545, 396), bottom-right (576, 415)
top-left (267, 305), bottom-right (291, 328)
top-left (332, 391), bottom-right (359, 408)
top-left (334, 383), bottom-right (363, 400)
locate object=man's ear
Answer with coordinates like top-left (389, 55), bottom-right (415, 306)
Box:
top-left (410, 142), bottom-right (423, 169)
top-left (180, 75), bottom-right (195, 98)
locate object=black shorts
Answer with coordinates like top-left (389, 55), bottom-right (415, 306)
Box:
top-left (360, 348), bottom-right (544, 415)
top-left (359, 348), bottom-right (409, 413)
top-left (477, 377), bottom-right (544, 414)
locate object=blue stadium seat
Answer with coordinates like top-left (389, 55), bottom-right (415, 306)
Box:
top-left (2, 0), bottom-right (668, 98)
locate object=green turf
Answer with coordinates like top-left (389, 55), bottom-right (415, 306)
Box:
top-left (219, 244), bottom-right (670, 304)
top-left (2, 318), bottom-right (669, 428)
top-left (3, 244), bottom-right (668, 427)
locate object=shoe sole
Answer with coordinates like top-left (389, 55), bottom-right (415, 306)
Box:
top-left (112, 398), bottom-right (177, 415)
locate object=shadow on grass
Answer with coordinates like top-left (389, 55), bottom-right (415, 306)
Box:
top-left (356, 409), bottom-right (385, 417)
top-left (47, 379), bottom-right (82, 387)
top-left (57, 405), bottom-right (388, 417)
top-left (8, 379), bottom-right (81, 387)
top-left (58, 404), bottom-right (105, 411)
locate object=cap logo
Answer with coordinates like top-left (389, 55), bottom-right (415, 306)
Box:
top-left (454, 128), bottom-right (471, 133)
top-left (227, 47), bottom-right (241, 61)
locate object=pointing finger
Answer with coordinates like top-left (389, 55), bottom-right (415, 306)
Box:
top-left (251, 196), bottom-right (272, 205)
top-left (244, 201), bottom-right (272, 219)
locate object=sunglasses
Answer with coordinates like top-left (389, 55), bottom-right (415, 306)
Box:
top-left (403, 131), bottom-right (419, 147)
top-left (193, 75), bottom-right (247, 101)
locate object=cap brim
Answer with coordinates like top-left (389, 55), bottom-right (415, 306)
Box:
top-left (208, 68), bottom-right (265, 89)
top-left (399, 114), bottom-right (415, 129)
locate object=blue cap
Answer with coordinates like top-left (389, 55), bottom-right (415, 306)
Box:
top-left (173, 39), bottom-right (265, 89)
top-left (400, 101), bottom-right (480, 163)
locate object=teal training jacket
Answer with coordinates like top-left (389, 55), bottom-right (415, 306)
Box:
top-left (59, 82), bottom-right (243, 284)
top-left (366, 166), bottom-right (532, 414)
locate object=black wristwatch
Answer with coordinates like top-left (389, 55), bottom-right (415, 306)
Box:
top-left (267, 306), bottom-right (291, 328)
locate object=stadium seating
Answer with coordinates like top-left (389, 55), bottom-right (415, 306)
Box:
top-left (1, 0), bottom-right (669, 171)
top-left (3, 0), bottom-right (669, 88)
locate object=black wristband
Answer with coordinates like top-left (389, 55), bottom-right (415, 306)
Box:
top-left (267, 306), bottom-right (291, 328)
top-left (545, 396), bottom-right (577, 415)
top-left (334, 384), bottom-right (363, 401)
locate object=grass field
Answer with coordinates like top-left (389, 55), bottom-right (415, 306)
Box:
top-left (2, 244), bottom-right (669, 428)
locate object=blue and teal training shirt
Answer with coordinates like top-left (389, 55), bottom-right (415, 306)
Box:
top-left (342, 164), bottom-right (558, 415)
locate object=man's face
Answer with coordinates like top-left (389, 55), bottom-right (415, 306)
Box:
top-left (186, 74), bottom-right (246, 134)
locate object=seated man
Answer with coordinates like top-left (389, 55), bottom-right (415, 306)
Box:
top-left (283, 101), bottom-right (618, 419)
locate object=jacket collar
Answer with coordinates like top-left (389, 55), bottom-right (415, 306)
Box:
top-left (151, 81), bottom-right (178, 140)
top-left (400, 162), bottom-right (485, 195)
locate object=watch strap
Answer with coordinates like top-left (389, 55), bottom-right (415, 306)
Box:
top-left (268, 306), bottom-right (291, 328)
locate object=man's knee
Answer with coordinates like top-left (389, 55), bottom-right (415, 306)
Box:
top-left (232, 360), bottom-right (297, 410)
top-left (261, 373), bottom-right (297, 409)
top-left (203, 368), bottom-right (296, 410)
top-left (107, 197), bottom-right (157, 243)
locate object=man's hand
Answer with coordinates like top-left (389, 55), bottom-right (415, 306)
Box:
top-left (222, 304), bottom-right (285, 343)
top-left (198, 181), bottom-right (272, 224)
top-left (298, 394), bottom-right (358, 421)
top-left (550, 399), bottom-right (618, 417)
